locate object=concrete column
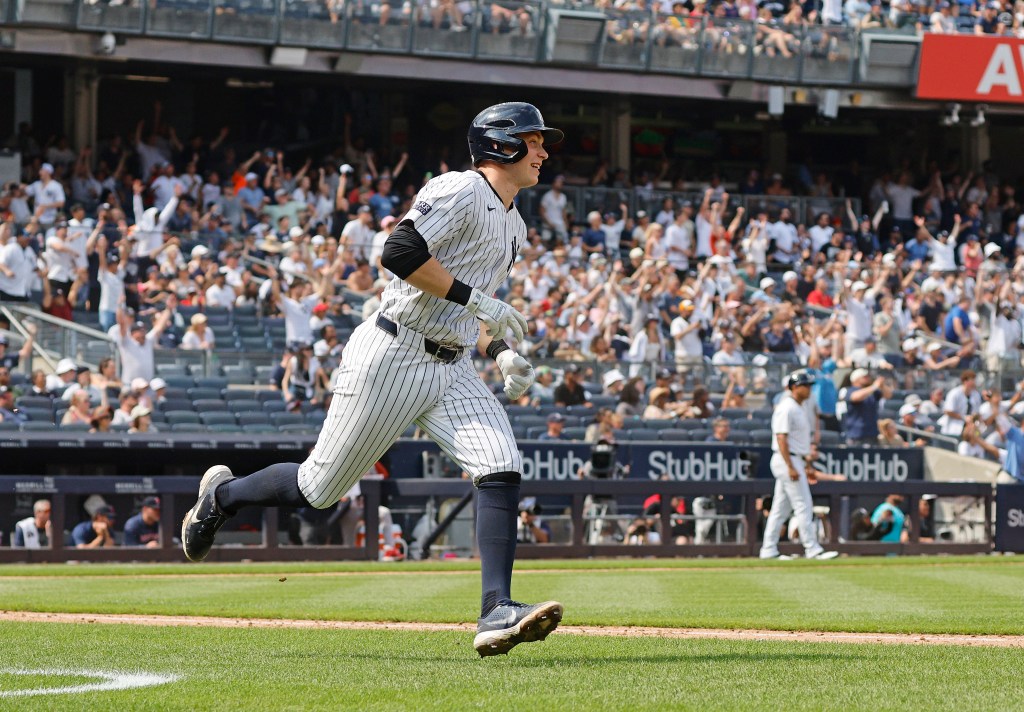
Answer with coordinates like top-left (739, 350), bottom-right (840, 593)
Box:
top-left (603, 100), bottom-right (631, 175)
top-left (14, 69), bottom-right (32, 128)
top-left (767, 129), bottom-right (787, 174)
top-left (65, 64), bottom-right (100, 152)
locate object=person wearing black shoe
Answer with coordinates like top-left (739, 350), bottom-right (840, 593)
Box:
top-left (182, 102), bottom-right (565, 656)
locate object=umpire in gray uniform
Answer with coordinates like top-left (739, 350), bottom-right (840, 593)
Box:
top-left (760, 369), bottom-right (839, 560)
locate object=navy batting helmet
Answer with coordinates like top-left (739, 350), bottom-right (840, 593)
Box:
top-left (467, 102), bottom-right (564, 166)
top-left (786, 369), bottom-right (815, 389)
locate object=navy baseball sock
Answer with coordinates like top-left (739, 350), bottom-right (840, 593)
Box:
top-left (215, 463), bottom-right (310, 515)
top-left (476, 481), bottom-right (520, 617)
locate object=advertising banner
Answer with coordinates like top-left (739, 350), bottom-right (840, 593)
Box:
top-left (918, 34), bottom-right (1024, 104)
top-left (995, 484), bottom-right (1024, 552)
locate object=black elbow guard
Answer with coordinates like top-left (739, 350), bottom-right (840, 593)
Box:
top-left (381, 220), bottom-right (431, 279)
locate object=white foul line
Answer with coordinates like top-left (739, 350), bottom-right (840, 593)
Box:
top-left (0, 669), bottom-right (181, 698)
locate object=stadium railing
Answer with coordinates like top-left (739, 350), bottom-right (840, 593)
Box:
top-left (2, 0), bottom-right (926, 87)
top-left (0, 474), bottom-right (996, 561)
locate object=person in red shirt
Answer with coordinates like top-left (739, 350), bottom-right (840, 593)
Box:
top-left (806, 277), bottom-right (835, 308)
top-left (41, 275), bottom-right (80, 321)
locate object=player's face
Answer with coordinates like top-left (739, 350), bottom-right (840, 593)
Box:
top-left (511, 132), bottom-right (548, 188)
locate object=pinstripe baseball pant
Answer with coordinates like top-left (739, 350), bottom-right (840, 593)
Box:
top-left (297, 313), bottom-right (522, 509)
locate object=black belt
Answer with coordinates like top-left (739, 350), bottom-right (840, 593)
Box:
top-left (376, 314), bottom-right (463, 364)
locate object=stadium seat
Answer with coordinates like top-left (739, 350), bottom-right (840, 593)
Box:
top-left (20, 422), bottom-right (56, 431)
top-left (563, 427), bottom-right (588, 441)
top-left (657, 429), bottom-right (692, 441)
top-left (165, 411), bottom-right (201, 425)
top-left (159, 398), bottom-right (194, 412)
top-left (748, 429), bottom-right (773, 444)
top-left (188, 387), bottom-right (223, 401)
top-left (270, 412), bottom-right (304, 427)
top-left (223, 390), bottom-right (257, 402)
top-left (59, 422), bottom-right (91, 432)
top-left (21, 407), bottom-right (55, 423)
top-left (229, 400), bottom-right (263, 414)
top-left (238, 412), bottom-right (271, 426)
top-left (688, 429), bottom-right (711, 441)
top-left (504, 405), bottom-right (538, 417)
top-left (0, 421), bottom-right (19, 431)
top-left (263, 400), bottom-right (286, 414)
top-left (195, 377), bottom-right (229, 391)
top-left (278, 423), bottom-right (314, 434)
top-left (305, 410), bottom-right (326, 426)
top-left (15, 396), bottom-right (55, 411)
top-left (200, 412), bottom-right (237, 426)
top-left (626, 428), bottom-right (659, 441)
top-left (208, 423), bottom-right (243, 433)
top-left (254, 366), bottom-right (276, 384)
top-left (589, 395), bottom-right (617, 408)
top-left (720, 408), bottom-right (752, 420)
top-left (172, 422), bottom-right (206, 432)
top-left (224, 366), bottom-right (255, 385)
top-left (241, 336), bottom-right (271, 351)
top-left (163, 376), bottom-right (196, 390)
top-left (526, 426), bottom-right (546, 439)
top-left (256, 390), bottom-right (283, 404)
top-left (819, 431), bottom-right (841, 446)
top-left (242, 423), bottom-right (278, 434)
top-left (192, 399), bottom-right (229, 412)
top-left (730, 420), bottom-right (760, 431)
top-left (515, 415), bottom-right (550, 430)
top-left (156, 364), bottom-right (190, 377)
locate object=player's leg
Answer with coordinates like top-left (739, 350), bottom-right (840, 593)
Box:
top-left (183, 320), bottom-right (443, 562)
top-left (759, 454), bottom-right (794, 559)
top-left (787, 463), bottom-right (836, 559)
top-left (417, 361), bottom-right (561, 656)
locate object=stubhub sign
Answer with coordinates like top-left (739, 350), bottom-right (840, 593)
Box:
top-left (996, 485), bottom-right (1024, 552)
top-left (386, 441), bottom-right (922, 482)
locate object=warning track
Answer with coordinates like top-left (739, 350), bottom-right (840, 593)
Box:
top-left (1, 611), bottom-right (1021, 648)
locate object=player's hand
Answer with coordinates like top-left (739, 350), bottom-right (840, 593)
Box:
top-left (788, 466), bottom-right (799, 481)
top-left (496, 350), bottom-right (535, 400)
top-left (466, 288), bottom-right (527, 341)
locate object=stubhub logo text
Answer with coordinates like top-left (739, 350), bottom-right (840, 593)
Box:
top-left (648, 451), bottom-right (750, 481)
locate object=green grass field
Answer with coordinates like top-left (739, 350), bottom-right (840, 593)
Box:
top-left (1, 556), bottom-right (1022, 710)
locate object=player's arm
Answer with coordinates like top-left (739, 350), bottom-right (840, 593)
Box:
top-left (381, 219), bottom-right (526, 341)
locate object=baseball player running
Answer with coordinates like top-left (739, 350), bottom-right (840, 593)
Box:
top-left (759, 369), bottom-right (839, 560)
top-left (182, 102), bottom-right (564, 656)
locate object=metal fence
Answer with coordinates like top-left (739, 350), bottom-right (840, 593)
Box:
top-left (2, 0), bottom-right (927, 86)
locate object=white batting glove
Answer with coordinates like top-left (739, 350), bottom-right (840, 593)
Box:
top-left (466, 288), bottom-right (528, 342)
top-left (496, 350), bottom-right (535, 401)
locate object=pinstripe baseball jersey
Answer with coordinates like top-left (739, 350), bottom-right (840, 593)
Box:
top-left (379, 170), bottom-right (524, 348)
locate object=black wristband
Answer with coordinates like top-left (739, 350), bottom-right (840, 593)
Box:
top-left (486, 339), bottom-right (511, 360)
top-left (445, 278), bottom-right (472, 306)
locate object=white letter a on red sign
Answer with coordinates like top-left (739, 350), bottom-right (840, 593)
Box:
top-left (976, 44), bottom-right (1023, 96)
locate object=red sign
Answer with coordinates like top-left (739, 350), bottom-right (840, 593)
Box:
top-left (918, 34), bottom-right (1024, 104)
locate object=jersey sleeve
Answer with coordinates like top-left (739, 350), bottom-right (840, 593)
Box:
top-left (771, 404), bottom-right (790, 435)
top-left (405, 174), bottom-right (473, 252)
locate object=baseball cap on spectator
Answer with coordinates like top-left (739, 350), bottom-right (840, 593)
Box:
top-left (141, 497), bottom-right (161, 510)
top-left (275, 189), bottom-right (289, 199)
top-left (708, 254), bottom-right (732, 265)
top-left (782, 271), bottom-right (798, 283)
top-left (191, 245), bottom-right (210, 259)
top-left (926, 342), bottom-right (943, 352)
top-left (131, 377), bottom-right (149, 392)
top-left (339, 164), bottom-right (354, 174)
top-left (629, 247), bottom-right (645, 260)
top-left (984, 243), bottom-right (1002, 257)
top-left (987, 1), bottom-right (1000, 8)
top-left (150, 377), bottom-right (167, 391)
top-left (218, 266), bottom-right (231, 276)
top-left (244, 172), bottom-right (258, 182)
top-left (816, 337), bottom-right (832, 349)
top-left (902, 338), bottom-right (921, 352)
top-left (602, 369), bottom-right (625, 389)
top-left (357, 205), bottom-right (372, 214)
top-left (314, 342), bottom-right (329, 358)
top-left (288, 226), bottom-right (305, 240)
top-left (882, 254), bottom-right (897, 266)
top-left (967, 234), bottom-right (979, 242)
top-left (381, 216), bottom-right (398, 228)
top-left (40, 162), bottom-right (55, 174)
top-left (899, 403), bottom-right (918, 418)
top-left (850, 368), bottom-right (871, 382)
top-left (656, 367), bottom-right (674, 380)
top-left (938, 0), bottom-right (950, 7)
top-left (190, 313), bottom-right (208, 327)
top-left (95, 505), bottom-right (116, 519)
top-left (904, 394), bottom-right (923, 407)
top-left (636, 210), bottom-right (648, 219)
top-left (312, 302), bottom-right (329, 315)
top-left (547, 412), bottom-right (565, 423)
top-left (258, 235), bottom-right (283, 253)
top-left (680, 200), bottom-right (693, 208)
top-left (0, 335), bottom-right (7, 346)
top-left (131, 321), bottom-right (148, 333)
top-left (851, 281), bottom-right (868, 292)
top-left (564, 364), bottom-right (581, 374)
top-left (759, 277), bottom-right (776, 290)
top-left (586, 210), bottom-right (601, 222)
top-left (130, 404), bottom-right (152, 420)
top-left (311, 234), bottom-right (325, 247)
top-left (56, 358), bottom-right (77, 375)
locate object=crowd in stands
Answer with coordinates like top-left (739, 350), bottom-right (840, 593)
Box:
top-left (3, 105), bottom-right (1024, 473)
top-left (129, 0), bottom-right (1024, 39)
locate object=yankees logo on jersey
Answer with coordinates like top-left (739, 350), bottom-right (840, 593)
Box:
top-left (379, 170), bottom-right (523, 348)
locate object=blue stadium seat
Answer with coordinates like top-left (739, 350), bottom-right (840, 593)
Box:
top-left (20, 422), bottom-right (56, 431)
top-left (188, 387), bottom-right (223, 401)
top-left (278, 423), bottom-right (314, 434)
top-left (172, 422), bottom-right (206, 432)
top-left (15, 396), bottom-right (55, 411)
top-left (159, 398), bottom-right (194, 412)
top-left (270, 412), bottom-right (304, 427)
top-left (230, 400), bottom-right (263, 414)
top-left (200, 412), bottom-right (237, 426)
top-left (238, 412), bottom-right (271, 426)
top-left (257, 391), bottom-right (283, 404)
top-left (195, 377), bottom-right (229, 391)
top-left (59, 422), bottom-right (91, 432)
top-left (22, 408), bottom-right (55, 423)
top-left (208, 423), bottom-right (243, 433)
top-left (626, 428), bottom-right (659, 441)
top-left (748, 429), bottom-right (773, 444)
top-left (163, 376), bottom-right (196, 390)
top-left (562, 427), bottom-right (588, 441)
top-left (165, 411), bottom-right (201, 425)
top-left (263, 400), bottom-right (286, 414)
top-left (243, 423), bottom-right (279, 434)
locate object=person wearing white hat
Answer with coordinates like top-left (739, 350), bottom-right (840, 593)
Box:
top-left (750, 277), bottom-right (779, 305)
top-left (601, 369), bottom-right (625, 395)
top-left (238, 171), bottom-right (267, 225)
top-left (843, 277), bottom-right (874, 353)
top-left (182, 312), bottom-right (215, 351)
top-left (670, 299), bottom-right (703, 374)
top-left (664, 206), bottom-right (694, 276)
top-left (44, 357), bottom-right (78, 394)
top-left (25, 162), bottom-right (66, 228)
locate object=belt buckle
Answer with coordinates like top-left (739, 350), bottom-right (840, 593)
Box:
top-left (426, 339), bottom-right (460, 364)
